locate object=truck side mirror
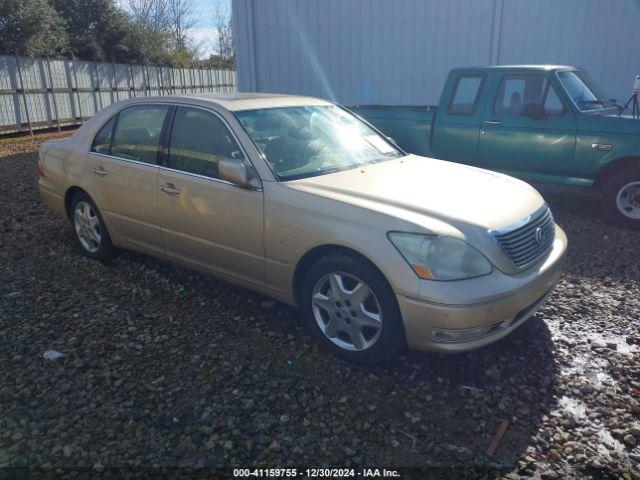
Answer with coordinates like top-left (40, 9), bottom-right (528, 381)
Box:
top-left (521, 103), bottom-right (545, 120)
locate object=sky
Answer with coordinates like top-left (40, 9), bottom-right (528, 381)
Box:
top-left (190, 0), bottom-right (231, 58)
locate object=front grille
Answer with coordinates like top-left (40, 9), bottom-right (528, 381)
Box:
top-left (493, 206), bottom-right (555, 269)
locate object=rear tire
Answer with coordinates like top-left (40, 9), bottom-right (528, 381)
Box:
top-left (301, 252), bottom-right (405, 364)
top-left (69, 192), bottom-right (114, 262)
top-left (601, 167), bottom-right (640, 229)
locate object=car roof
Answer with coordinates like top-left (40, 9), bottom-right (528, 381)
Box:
top-left (112, 92), bottom-right (333, 112)
top-left (451, 65), bottom-right (581, 74)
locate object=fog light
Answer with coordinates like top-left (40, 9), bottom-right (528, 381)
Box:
top-left (431, 321), bottom-right (509, 343)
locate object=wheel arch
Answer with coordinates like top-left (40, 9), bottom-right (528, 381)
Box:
top-left (64, 186), bottom-right (90, 220)
top-left (292, 244), bottom-right (392, 307)
top-left (594, 156), bottom-right (640, 188)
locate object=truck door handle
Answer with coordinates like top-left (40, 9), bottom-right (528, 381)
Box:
top-left (160, 183), bottom-right (180, 195)
top-left (93, 166), bottom-right (107, 176)
top-left (484, 120), bottom-right (502, 126)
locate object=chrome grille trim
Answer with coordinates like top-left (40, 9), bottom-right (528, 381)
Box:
top-left (490, 204), bottom-right (555, 270)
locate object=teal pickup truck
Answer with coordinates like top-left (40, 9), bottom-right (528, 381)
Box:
top-left (352, 65), bottom-right (640, 229)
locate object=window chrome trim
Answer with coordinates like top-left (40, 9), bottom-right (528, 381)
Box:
top-left (88, 151), bottom-right (262, 191)
top-left (87, 101), bottom-right (263, 191)
top-left (89, 151), bottom-right (159, 169)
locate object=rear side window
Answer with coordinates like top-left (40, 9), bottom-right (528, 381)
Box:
top-left (448, 75), bottom-right (484, 115)
top-left (91, 116), bottom-right (117, 154)
top-left (167, 107), bottom-right (244, 179)
top-left (111, 106), bottom-right (169, 164)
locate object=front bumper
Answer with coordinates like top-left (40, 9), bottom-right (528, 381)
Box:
top-left (397, 225), bottom-right (567, 352)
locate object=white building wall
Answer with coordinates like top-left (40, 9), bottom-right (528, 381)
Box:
top-left (233, 0), bottom-right (640, 106)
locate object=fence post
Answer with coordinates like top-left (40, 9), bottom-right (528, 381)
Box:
top-left (145, 64), bottom-right (151, 96)
top-left (128, 64), bottom-right (135, 98)
top-left (111, 59), bottom-right (118, 103)
top-left (93, 59), bottom-right (103, 110)
top-left (70, 54), bottom-right (84, 123)
top-left (14, 54), bottom-right (33, 135)
top-left (45, 55), bottom-right (61, 132)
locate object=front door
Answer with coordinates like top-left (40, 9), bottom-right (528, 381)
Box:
top-left (476, 73), bottom-right (576, 182)
top-left (158, 106), bottom-right (264, 286)
top-left (88, 104), bottom-right (169, 253)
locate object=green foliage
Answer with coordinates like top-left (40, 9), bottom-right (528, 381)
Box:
top-left (48, 0), bottom-right (143, 62)
top-left (0, 0), bottom-right (68, 56)
top-left (0, 0), bottom-right (211, 65)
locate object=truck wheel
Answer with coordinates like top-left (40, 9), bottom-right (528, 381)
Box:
top-left (70, 192), bottom-right (115, 262)
top-left (301, 252), bottom-right (405, 364)
top-left (602, 167), bottom-right (640, 229)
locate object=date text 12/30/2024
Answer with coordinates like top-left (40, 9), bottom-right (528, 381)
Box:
top-left (233, 468), bottom-right (401, 477)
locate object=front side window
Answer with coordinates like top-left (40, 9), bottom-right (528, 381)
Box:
top-left (167, 107), bottom-right (244, 179)
top-left (91, 115), bottom-right (117, 154)
top-left (111, 105), bottom-right (169, 164)
top-left (448, 75), bottom-right (483, 115)
top-left (494, 75), bottom-right (565, 116)
top-left (235, 105), bottom-right (403, 181)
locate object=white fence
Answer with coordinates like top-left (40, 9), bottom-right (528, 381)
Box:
top-left (0, 55), bottom-right (237, 135)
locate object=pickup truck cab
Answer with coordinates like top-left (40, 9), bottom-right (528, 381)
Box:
top-left (353, 65), bottom-right (640, 229)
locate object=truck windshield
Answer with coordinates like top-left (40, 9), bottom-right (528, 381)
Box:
top-left (235, 105), bottom-right (403, 181)
top-left (557, 71), bottom-right (608, 111)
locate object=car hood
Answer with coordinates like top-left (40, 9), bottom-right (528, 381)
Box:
top-left (286, 155), bottom-right (545, 234)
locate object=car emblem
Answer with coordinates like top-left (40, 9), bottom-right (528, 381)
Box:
top-left (534, 227), bottom-right (545, 244)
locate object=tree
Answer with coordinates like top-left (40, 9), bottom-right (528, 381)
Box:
top-left (212, 0), bottom-right (234, 68)
top-left (127, 0), bottom-right (197, 65)
top-left (167, 0), bottom-right (197, 65)
top-left (0, 0), bottom-right (68, 56)
top-left (49, 0), bottom-right (142, 62)
top-left (127, 0), bottom-right (173, 63)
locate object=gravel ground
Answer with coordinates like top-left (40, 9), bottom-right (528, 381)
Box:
top-left (1, 132), bottom-right (639, 478)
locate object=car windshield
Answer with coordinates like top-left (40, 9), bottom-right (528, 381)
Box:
top-left (235, 105), bottom-right (404, 181)
top-left (557, 71), bottom-right (609, 111)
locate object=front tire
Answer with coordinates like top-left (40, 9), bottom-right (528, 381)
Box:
top-left (301, 252), bottom-right (405, 364)
top-left (601, 167), bottom-right (640, 229)
top-left (70, 192), bottom-right (114, 262)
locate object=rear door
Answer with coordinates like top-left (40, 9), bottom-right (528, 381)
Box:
top-left (157, 105), bottom-right (265, 286)
top-left (88, 104), bottom-right (168, 253)
top-left (432, 72), bottom-right (487, 164)
top-left (476, 73), bottom-right (576, 180)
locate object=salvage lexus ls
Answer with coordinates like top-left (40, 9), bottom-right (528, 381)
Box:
top-left (38, 93), bottom-right (567, 363)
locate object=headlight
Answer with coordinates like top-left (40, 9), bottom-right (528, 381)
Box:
top-left (388, 233), bottom-right (492, 281)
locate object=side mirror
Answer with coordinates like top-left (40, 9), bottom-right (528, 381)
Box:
top-left (521, 103), bottom-right (545, 119)
top-left (218, 157), bottom-right (260, 189)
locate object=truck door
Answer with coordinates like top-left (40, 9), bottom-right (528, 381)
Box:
top-left (476, 73), bottom-right (576, 180)
top-left (431, 73), bottom-right (488, 165)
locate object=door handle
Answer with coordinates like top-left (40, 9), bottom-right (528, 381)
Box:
top-left (93, 166), bottom-right (107, 176)
top-left (484, 120), bottom-right (502, 126)
top-left (160, 183), bottom-right (180, 195)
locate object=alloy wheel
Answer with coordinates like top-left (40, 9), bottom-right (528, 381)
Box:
top-left (311, 271), bottom-right (383, 351)
top-left (73, 201), bottom-right (102, 253)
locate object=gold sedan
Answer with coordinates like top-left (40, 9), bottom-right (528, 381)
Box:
top-left (38, 93), bottom-right (567, 363)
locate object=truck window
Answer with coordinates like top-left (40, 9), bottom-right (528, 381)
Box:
top-left (448, 75), bottom-right (483, 115)
top-left (494, 75), bottom-right (564, 116)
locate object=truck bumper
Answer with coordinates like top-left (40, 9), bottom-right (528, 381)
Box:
top-left (397, 226), bottom-right (567, 352)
